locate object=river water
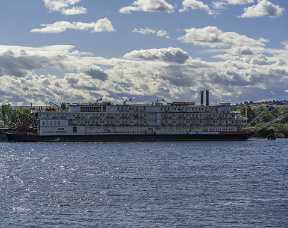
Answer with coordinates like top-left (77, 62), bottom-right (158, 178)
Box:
top-left (0, 139), bottom-right (287, 227)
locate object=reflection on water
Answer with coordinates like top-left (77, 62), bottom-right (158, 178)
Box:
top-left (0, 140), bottom-right (287, 227)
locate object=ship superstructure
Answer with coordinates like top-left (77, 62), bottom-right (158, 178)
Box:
top-left (38, 101), bottom-right (244, 136)
top-left (7, 90), bottom-right (253, 141)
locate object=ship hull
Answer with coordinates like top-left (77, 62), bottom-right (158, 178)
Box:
top-left (6, 132), bottom-right (253, 142)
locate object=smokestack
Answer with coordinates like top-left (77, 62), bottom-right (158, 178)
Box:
top-left (200, 90), bottom-right (204, 106)
top-left (206, 90), bottom-right (210, 106)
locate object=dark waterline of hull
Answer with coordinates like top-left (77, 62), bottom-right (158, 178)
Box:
top-left (6, 133), bottom-right (252, 142)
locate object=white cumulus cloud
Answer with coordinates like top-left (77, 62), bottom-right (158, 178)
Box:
top-left (178, 26), bottom-right (268, 49)
top-left (282, 41), bottom-right (288, 49)
top-left (132, 28), bottom-right (170, 39)
top-left (42, 0), bottom-right (87, 15)
top-left (31, 18), bottom-right (115, 34)
top-left (0, 43), bottom-right (288, 104)
top-left (123, 47), bottom-right (190, 63)
top-left (241, 0), bottom-right (284, 18)
top-left (180, 0), bottom-right (214, 14)
top-left (120, 0), bottom-right (174, 14)
top-left (222, 0), bottom-right (254, 4)
top-left (212, 0), bottom-right (254, 9)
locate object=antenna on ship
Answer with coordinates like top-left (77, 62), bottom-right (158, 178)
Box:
top-left (96, 96), bottom-right (103, 103)
top-left (122, 97), bottom-right (132, 105)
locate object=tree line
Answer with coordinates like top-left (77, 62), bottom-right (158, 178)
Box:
top-left (238, 105), bottom-right (288, 138)
top-left (0, 104), bottom-right (33, 131)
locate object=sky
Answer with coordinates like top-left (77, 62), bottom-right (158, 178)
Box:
top-left (0, 0), bottom-right (287, 105)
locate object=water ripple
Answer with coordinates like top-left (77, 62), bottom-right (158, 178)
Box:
top-left (0, 139), bottom-right (287, 227)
